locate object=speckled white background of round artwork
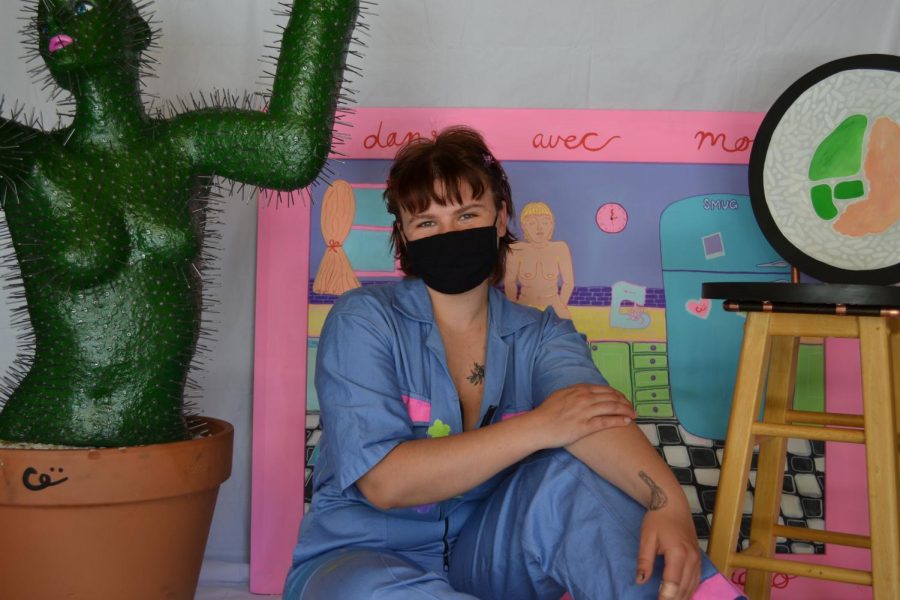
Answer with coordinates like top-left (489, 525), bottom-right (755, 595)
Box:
top-left (762, 68), bottom-right (900, 272)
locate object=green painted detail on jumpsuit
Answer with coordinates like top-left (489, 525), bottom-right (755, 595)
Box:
top-left (0, 0), bottom-right (360, 446)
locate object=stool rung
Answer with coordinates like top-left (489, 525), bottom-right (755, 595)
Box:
top-left (751, 422), bottom-right (866, 444)
top-left (771, 524), bottom-right (871, 548)
top-left (785, 409), bottom-right (865, 429)
top-left (730, 553), bottom-right (873, 586)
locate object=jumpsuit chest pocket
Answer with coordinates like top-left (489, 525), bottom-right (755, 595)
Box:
top-left (402, 391), bottom-right (458, 441)
top-left (401, 393), bottom-right (434, 439)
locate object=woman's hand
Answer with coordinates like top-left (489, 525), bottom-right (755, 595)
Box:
top-left (528, 384), bottom-right (635, 448)
top-left (636, 506), bottom-right (703, 600)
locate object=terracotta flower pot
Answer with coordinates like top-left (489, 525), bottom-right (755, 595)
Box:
top-left (0, 416), bottom-right (233, 600)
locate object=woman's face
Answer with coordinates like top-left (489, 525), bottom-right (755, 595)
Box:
top-left (400, 180), bottom-right (507, 243)
top-left (522, 214), bottom-right (553, 243)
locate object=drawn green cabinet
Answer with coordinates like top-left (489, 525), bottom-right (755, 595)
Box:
top-left (632, 342), bottom-right (673, 418)
top-left (590, 341), bottom-right (633, 402)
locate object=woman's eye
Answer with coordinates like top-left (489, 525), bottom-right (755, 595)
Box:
top-left (459, 213), bottom-right (477, 221)
top-left (416, 221), bottom-right (435, 229)
top-left (73, 2), bottom-right (95, 16)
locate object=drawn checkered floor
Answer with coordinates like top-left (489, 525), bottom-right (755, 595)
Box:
top-left (305, 414), bottom-right (825, 554)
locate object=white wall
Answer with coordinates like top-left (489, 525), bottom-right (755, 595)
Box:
top-left (1, 0), bottom-right (898, 574)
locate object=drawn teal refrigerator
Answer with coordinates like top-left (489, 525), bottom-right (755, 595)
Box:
top-left (660, 194), bottom-right (790, 440)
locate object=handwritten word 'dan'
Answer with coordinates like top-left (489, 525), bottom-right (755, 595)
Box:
top-left (363, 121), bottom-right (438, 151)
top-left (532, 132), bottom-right (620, 152)
top-left (695, 130), bottom-right (753, 153)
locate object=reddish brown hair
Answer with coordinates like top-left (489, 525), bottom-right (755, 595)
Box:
top-left (384, 126), bottom-right (517, 284)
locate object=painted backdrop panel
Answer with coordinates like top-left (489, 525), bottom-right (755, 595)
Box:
top-left (253, 109), bottom-right (871, 598)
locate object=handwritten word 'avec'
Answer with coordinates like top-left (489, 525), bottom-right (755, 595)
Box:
top-left (532, 132), bottom-right (620, 152)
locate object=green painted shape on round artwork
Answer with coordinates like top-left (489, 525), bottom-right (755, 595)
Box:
top-left (808, 114), bottom-right (868, 181)
top-left (809, 184), bottom-right (837, 220)
top-left (833, 179), bottom-right (865, 200)
top-left (0, 0), bottom-right (359, 446)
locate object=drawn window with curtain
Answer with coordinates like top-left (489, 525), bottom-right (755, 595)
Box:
top-left (342, 184), bottom-right (400, 278)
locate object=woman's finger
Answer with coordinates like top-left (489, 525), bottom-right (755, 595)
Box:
top-left (679, 548), bottom-right (701, 600)
top-left (585, 398), bottom-right (636, 419)
top-left (659, 545), bottom-right (686, 600)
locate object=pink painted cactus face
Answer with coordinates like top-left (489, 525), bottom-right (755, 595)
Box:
top-left (36, 0), bottom-right (152, 84)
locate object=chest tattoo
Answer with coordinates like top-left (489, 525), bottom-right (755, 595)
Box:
top-left (466, 362), bottom-right (485, 386)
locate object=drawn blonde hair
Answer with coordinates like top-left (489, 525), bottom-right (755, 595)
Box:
top-left (520, 201), bottom-right (555, 242)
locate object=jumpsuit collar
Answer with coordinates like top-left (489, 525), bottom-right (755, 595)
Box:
top-left (391, 277), bottom-right (539, 336)
top-left (393, 278), bottom-right (541, 428)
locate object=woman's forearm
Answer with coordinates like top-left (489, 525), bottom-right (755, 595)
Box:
top-left (566, 424), bottom-right (690, 513)
top-left (357, 414), bottom-right (544, 510)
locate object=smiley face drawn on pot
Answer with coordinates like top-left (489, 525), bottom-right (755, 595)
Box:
top-left (22, 466), bottom-right (69, 491)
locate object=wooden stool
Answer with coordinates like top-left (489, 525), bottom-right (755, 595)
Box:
top-left (703, 282), bottom-right (900, 600)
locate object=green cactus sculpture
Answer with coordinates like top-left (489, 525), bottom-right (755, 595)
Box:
top-left (0, 0), bottom-right (361, 447)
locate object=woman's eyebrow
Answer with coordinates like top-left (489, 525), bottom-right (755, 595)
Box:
top-left (452, 201), bottom-right (484, 214)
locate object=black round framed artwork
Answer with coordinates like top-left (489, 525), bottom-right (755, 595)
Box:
top-left (749, 54), bottom-right (900, 285)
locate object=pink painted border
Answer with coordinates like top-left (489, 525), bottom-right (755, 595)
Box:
top-left (330, 108), bottom-right (762, 164)
top-left (250, 109), bottom-right (863, 596)
top-left (251, 190), bottom-right (312, 592)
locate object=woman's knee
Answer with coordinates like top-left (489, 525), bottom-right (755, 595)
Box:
top-left (286, 548), bottom-right (472, 599)
top-left (285, 548), bottom-right (395, 599)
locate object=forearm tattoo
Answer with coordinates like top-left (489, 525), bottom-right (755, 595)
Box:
top-left (639, 471), bottom-right (669, 510)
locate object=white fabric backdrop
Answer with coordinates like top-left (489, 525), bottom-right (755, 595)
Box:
top-left (1, 0), bottom-right (898, 571)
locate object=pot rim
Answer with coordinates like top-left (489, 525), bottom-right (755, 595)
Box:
top-left (0, 416), bottom-right (234, 506)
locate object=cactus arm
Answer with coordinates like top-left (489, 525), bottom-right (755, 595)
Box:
top-left (166, 0), bottom-right (360, 190)
top-left (0, 116), bottom-right (43, 207)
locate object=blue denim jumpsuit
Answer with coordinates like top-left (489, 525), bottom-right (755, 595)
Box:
top-left (284, 279), bottom-right (742, 600)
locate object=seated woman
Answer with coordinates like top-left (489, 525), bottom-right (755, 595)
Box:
top-left (285, 127), bottom-right (744, 600)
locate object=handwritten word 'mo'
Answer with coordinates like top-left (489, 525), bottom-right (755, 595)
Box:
top-left (364, 121), bottom-right (438, 150)
top-left (695, 130), bottom-right (753, 153)
top-left (532, 132), bottom-right (620, 152)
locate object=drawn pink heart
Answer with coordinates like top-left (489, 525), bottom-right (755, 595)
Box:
top-left (685, 298), bottom-right (711, 319)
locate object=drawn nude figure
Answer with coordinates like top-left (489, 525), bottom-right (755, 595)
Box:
top-left (504, 202), bottom-right (574, 319)
top-left (834, 116), bottom-right (900, 236)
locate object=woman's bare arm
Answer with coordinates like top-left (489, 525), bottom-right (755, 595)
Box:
top-left (567, 425), bottom-right (702, 600)
top-left (357, 384), bottom-right (634, 509)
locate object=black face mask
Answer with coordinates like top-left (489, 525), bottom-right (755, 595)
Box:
top-left (405, 225), bottom-right (499, 294)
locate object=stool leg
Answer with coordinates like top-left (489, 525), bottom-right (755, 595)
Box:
top-left (709, 312), bottom-right (773, 579)
top-left (858, 317), bottom-right (900, 600)
top-left (891, 321), bottom-right (900, 527)
top-left (743, 335), bottom-right (799, 600)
